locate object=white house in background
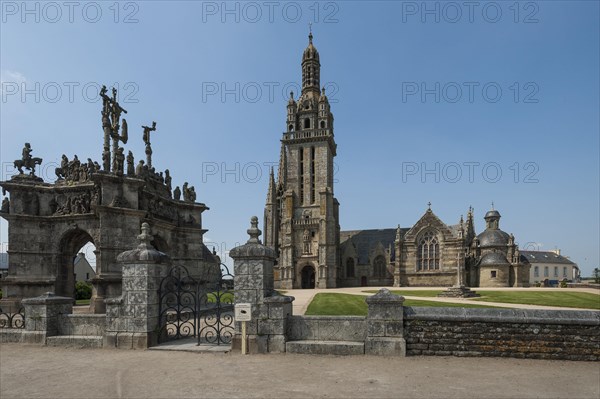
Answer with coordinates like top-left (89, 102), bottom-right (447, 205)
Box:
top-left (73, 253), bottom-right (96, 283)
top-left (522, 249), bottom-right (580, 284)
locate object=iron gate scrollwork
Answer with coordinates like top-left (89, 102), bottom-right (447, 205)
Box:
top-left (158, 263), bottom-right (234, 345)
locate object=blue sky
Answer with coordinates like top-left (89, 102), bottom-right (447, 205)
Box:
top-left (1, 1), bottom-right (599, 276)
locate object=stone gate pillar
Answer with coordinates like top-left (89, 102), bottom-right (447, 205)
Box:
top-left (104, 222), bottom-right (170, 349)
top-left (365, 288), bottom-right (406, 356)
top-left (229, 216), bottom-right (276, 353)
top-left (22, 292), bottom-right (73, 344)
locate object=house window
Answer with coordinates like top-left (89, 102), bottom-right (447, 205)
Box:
top-left (86, 273), bottom-right (89, 280)
top-left (373, 255), bottom-right (386, 277)
top-left (534, 266), bottom-right (539, 277)
top-left (554, 267), bottom-right (558, 277)
top-left (563, 267), bottom-right (568, 278)
top-left (544, 267), bottom-right (549, 277)
top-left (417, 231), bottom-right (440, 271)
top-left (346, 258), bottom-right (355, 278)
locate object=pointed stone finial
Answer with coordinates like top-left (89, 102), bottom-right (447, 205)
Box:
top-left (321, 87), bottom-right (326, 95)
top-left (246, 216), bottom-right (262, 244)
top-left (308, 22), bottom-right (313, 43)
top-left (137, 222), bottom-right (153, 249)
top-left (290, 91), bottom-right (294, 99)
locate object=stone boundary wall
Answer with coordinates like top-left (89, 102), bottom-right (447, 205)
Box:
top-left (57, 314), bottom-right (106, 336)
top-left (287, 316), bottom-right (366, 341)
top-left (404, 307), bottom-right (600, 361)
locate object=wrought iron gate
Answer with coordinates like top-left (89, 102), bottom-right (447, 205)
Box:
top-left (158, 263), bottom-right (234, 345)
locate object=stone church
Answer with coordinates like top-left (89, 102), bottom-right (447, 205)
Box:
top-left (263, 33), bottom-right (530, 289)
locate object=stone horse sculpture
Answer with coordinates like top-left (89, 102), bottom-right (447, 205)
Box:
top-left (14, 143), bottom-right (42, 176)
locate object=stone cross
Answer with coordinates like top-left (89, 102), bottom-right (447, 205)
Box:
top-left (142, 122), bottom-right (157, 168)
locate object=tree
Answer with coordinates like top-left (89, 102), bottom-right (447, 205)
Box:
top-left (593, 268), bottom-right (600, 284)
top-left (75, 281), bottom-right (92, 300)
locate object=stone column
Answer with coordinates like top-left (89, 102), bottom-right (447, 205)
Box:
top-left (230, 216), bottom-right (276, 353)
top-left (104, 222), bottom-right (170, 349)
top-left (22, 292), bottom-right (73, 344)
top-left (365, 288), bottom-right (406, 356)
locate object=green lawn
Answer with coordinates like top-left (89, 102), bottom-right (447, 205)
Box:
top-left (473, 290), bottom-right (600, 310)
top-left (305, 293), bottom-right (496, 316)
top-left (363, 290), bottom-right (443, 297)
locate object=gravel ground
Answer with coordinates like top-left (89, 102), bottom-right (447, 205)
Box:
top-left (1, 344), bottom-right (599, 399)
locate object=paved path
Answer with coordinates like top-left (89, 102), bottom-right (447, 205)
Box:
top-left (1, 344), bottom-right (598, 399)
top-left (283, 287), bottom-right (600, 315)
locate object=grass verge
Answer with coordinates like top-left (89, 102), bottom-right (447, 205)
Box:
top-left (305, 293), bottom-right (497, 316)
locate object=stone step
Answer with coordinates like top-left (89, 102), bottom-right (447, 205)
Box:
top-left (46, 335), bottom-right (103, 349)
top-left (286, 340), bottom-right (364, 356)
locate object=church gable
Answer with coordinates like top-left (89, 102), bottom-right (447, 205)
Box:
top-left (404, 208), bottom-right (457, 243)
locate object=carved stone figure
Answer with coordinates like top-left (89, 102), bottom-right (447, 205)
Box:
top-left (135, 160), bottom-right (145, 176)
top-left (173, 186), bottom-right (181, 201)
top-left (126, 151), bottom-right (135, 175)
top-left (115, 147), bottom-right (125, 175)
top-left (100, 85), bottom-right (128, 173)
top-left (182, 182), bottom-right (190, 202)
top-left (189, 186), bottom-right (197, 203)
top-left (1, 197), bottom-right (9, 213)
top-left (14, 143), bottom-right (43, 176)
top-left (164, 169), bottom-right (172, 196)
top-left (142, 122), bottom-right (157, 168)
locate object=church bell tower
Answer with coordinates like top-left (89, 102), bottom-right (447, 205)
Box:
top-left (264, 31), bottom-right (340, 289)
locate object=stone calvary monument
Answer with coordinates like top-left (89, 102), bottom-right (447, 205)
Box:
top-left (0, 86), bottom-right (218, 313)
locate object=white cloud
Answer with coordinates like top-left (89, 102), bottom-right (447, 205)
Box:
top-left (0, 70), bottom-right (27, 94)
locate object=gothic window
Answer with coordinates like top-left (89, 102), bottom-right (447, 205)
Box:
top-left (417, 231), bottom-right (440, 271)
top-left (289, 124), bottom-right (294, 132)
top-left (373, 255), bottom-right (386, 277)
top-left (304, 118), bottom-right (310, 129)
top-left (346, 258), bottom-right (355, 278)
top-left (320, 120), bottom-right (326, 128)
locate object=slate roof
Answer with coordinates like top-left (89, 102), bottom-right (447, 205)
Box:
top-left (520, 251), bottom-right (576, 265)
top-left (340, 228), bottom-right (407, 264)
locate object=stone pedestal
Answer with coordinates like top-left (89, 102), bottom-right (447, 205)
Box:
top-left (437, 286), bottom-right (480, 298)
top-left (21, 292), bottom-right (73, 343)
top-left (365, 288), bottom-right (406, 356)
top-left (103, 222), bottom-right (170, 349)
top-left (230, 216), bottom-right (277, 353)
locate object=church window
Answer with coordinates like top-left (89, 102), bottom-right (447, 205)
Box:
top-left (289, 124), bottom-right (294, 132)
top-left (373, 255), bottom-right (387, 277)
top-left (304, 118), bottom-right (310, 129)
top-left (320, 120), bottom-right (326, 129)
top-left (491, 270), bottom-right (497, 278)
top-left (534, 266), bottom-right (539, 277)
top-left (417, 231), bottom-right (440, 271)
top-left (346, 258), bottom-right (355, 278)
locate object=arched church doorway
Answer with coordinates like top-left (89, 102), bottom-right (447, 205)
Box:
top-left (301, 265), bottom-right (315, 289)
top-left (57, 229), bottom-right (96, 303)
